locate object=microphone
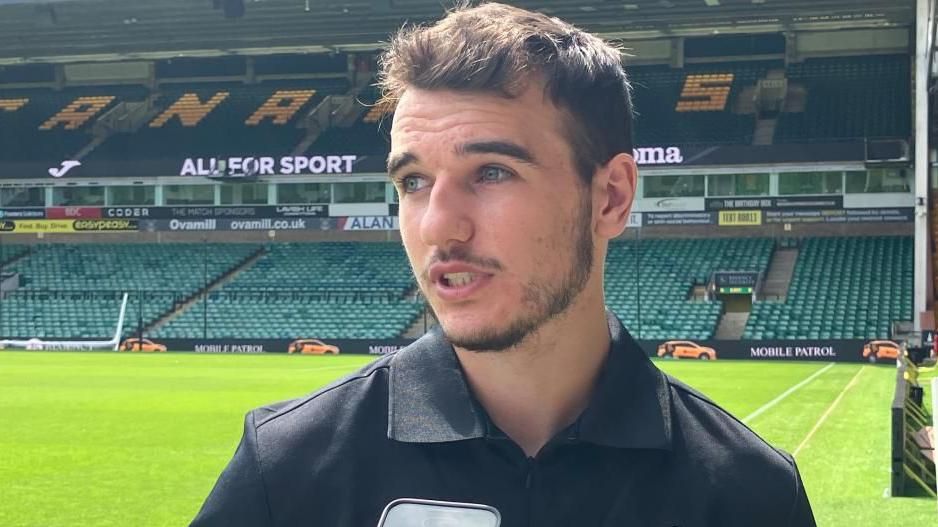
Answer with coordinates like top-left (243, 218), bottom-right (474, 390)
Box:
top-left (377, 498), bottom-right (501, 527)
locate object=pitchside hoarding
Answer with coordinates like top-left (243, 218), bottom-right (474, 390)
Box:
top-left (112, 337), bottom-right (899, 363)
top-left (640, 339), bottom-right (903, 363)
top-left (145, 338), bottom-right (414, 355)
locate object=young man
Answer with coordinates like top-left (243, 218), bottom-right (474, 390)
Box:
top-left (191, 3), bottom-right (816, 526)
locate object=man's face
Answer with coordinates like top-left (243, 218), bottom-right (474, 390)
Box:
top-left (389, 84), bottom-right (597, 352)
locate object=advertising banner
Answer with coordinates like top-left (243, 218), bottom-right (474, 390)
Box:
top-left (115, 337), bottom-right (896, 363)
top-left (46, 206), bottom-right (102, 219)
top-left (0, 154), bottom-right (388, 179)
top-left (338, 216), bottom-right (399, 231)
top-left (148, 217), bottom-right (339, 232)
top-left (0, 218), bottom-right (138, 233)
top-left (713, 272), bottom-right (760, 289)
top-left (717, 210), bottom-right (762, 226)
top-left (639, 207), bottom-right (912, 227)
top-left (644, 211), bottom-right (716, 226)
top-left (764, 207), bottom-right (913, 224)
top-left (130, 338), bottom-right (414, 355)
top-left (102, 205), bottom-right (329, 219)
top-left (638, 197), bottom-right (706, 213)
top-left (705, 196), bottom-right (844, 211)
top-left (0, 141), bottom-right (869, 180)
top-left (72, 219), bottom-right (138, 231)
top-left (637, 338), bottom-right (896, 363)
top-left (0, 219), bottom-right (75, 233)
top-left (0, 208), bottom-right (45, 219)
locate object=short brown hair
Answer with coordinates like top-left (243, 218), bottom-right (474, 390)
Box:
top-left (378, 1), bottom-right (634, 183)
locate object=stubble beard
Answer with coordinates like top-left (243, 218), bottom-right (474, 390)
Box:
top-left (424, 194), bottom-right (594, 352)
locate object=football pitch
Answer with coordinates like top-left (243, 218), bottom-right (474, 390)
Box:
top-left (1, 352), bottom-right (935, 526)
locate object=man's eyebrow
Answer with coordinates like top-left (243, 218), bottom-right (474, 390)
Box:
top-left (387, 152), bottom-right (418, 177)
top-left (457, 140), bottom-right (538, 166)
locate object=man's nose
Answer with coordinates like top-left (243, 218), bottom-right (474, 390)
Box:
top-left (419, 176), bottom-right (474, 249)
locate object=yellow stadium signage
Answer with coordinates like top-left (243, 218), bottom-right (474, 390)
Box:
top-left (0, 219), bottom-right (139, 233)
top-left (5, 220), bottom-right (75, 233)
top-left (718, 210), bottom-right (762, 226)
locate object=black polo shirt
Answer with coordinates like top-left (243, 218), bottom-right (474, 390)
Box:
top-left (191, 312), bottom-right (816, 526)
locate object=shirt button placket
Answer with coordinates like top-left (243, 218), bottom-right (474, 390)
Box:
top-left (523, 457), bottom-right (537, 527)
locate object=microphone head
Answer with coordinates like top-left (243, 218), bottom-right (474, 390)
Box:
top-left (377, 498), bottom-right (501, 527)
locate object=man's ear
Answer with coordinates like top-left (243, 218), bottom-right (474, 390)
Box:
top-left (593, 152), bottom-right (637, 240)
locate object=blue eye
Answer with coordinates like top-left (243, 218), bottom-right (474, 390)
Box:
top-left (401, 175), bottom-right (427, 193)
top-left (480, 166), bottom-right (511, 183)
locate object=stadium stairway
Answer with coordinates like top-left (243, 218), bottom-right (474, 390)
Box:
top-left (743, 236), bottom-right (912, 340)
top-left (714, 312), bottom-right (749, 340)
top-left (143, 246), bottom-right (268, 335)
top-left (402, 309), bottom-right (431, 338)
top-left (752, 118), bottom-right (777, 146)
top-left (760, 244), bottom-right (799, 301)
top-left (605, 238), bottom-right (774, 340)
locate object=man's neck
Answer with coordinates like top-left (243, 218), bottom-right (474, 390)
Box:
top-left (454, 298), bottom-right (611, 457)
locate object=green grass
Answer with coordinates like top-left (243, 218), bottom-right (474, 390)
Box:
top-left (1, 352), bottom-right (935, 526)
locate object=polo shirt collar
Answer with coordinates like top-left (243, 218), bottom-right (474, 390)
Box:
top-left (387, 311), bottom-right (672, 451)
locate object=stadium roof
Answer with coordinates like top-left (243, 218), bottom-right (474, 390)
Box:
top-left (0, 0), bottom-right (915, 64)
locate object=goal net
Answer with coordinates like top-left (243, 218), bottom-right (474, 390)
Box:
top-left (0, 292), bottom-right (129, 351)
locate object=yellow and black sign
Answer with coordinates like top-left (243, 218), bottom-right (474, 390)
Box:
top-left (718, 210), bottom-right (762, 226)
top-left (73, 219), bottom-right (137, 231)
top-left (0, 219), bottom-right (138, 233)
top-left (4, 220), bottom-right (75, 233)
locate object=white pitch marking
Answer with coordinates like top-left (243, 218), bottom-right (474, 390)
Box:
top-left (743, 362), bottom-right (836, 424)
top-left (793, 365), bottom-right (866, 458)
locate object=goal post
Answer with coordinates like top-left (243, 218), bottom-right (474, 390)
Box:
top-left (0, 292), bottom-right (129, 351)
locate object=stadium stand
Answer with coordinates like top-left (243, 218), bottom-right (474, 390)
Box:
top-left (744, 236), bottom-right (913, 339)
top-left (356, 61), bottom-right (777, 147)
top-left (0, 55), bottom-right (911, 164)
top-left (89, 79), bottom-right (350, 160)
top-left (0, 86), bottom-right (148, 161)
top-left (354, 55), bottom-right (909, 148)
top-left (219, 242), bottom-right (413, 294)
top-left (0, 243), bottom-right (259, 339)
top-left (0, 236), bottom-right (914, 342)
top-left (152, 242), bottom-right (422, 339)
top-left (152, 294), bottom-right (423, 340)
top-left (776, 54), bottom-right (910, 142)
top-left (605, 237), bottom-right (774, 339)
top-left (629, 60), bottom-right (779, 145)
top-left (0, 243), bottom-right (30, 265)
top-left (303, 84), bottom-right (390, 155)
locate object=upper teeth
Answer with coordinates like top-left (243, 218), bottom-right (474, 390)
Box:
top-left (444, 272), bottom-right (474, 286)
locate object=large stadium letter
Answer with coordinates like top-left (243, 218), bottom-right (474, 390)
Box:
top-left (676, 74), bottom-right (733, 112)
top-left (245, 90), bottom-right (315, 125)
top-left (0, 98), bottom-right (28, 112)
top-left (39, 96), bottom-right (115, 130)
top-left (149, 92), bottom-right (229, 128)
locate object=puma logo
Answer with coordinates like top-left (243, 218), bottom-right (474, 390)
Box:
top-left (49, 160), bottom-right (81, 178)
